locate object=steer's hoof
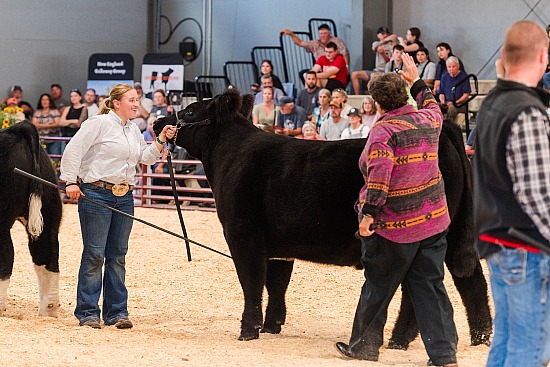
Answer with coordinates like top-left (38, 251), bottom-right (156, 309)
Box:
top-left (260, 323), bottom-right (282, 334)
top-left (238, 329), bottom-right (259, 341)
top-left (387, 339), bottom-right (409, 350)
top-left (471, 331), bottom-right (492, 347)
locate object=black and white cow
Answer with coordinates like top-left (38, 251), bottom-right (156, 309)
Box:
top-left (154, 89), bottom-right (492, 346)
top-left (0, 121), bottom-right (62, 316)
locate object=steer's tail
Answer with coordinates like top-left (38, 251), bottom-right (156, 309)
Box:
top-left (17, 122), bottom-right (44, 239)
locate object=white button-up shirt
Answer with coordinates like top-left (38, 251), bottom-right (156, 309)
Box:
top-left (60, 110), bottom-right (163, 185)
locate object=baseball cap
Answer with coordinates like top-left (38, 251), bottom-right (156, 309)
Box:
top-left (329, 100), bottom-right (343, 109)
top-left (348, 108), bottom-right (361, 116)
top-left (134, 82), bottom-right (142, 89)
top-left (277, 96), bottom-right (294, 106)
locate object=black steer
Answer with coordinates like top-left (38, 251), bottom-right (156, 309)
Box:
top-left (154, 89), bottom-right (492, 347)
top-left (0, 121), bottom-right (62, 317)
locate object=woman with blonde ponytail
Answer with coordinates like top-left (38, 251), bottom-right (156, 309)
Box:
top-left (60, 83), bottom-right (177, 330)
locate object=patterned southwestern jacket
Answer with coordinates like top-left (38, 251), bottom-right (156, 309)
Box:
top-left (357, 79), bottom-right (450, 243)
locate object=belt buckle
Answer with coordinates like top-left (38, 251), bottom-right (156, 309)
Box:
top-left (111, 183), bottom-right (129, 197)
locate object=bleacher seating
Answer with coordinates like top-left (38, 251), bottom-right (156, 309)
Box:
top-left (468, 79), bottom-right (496, 116)
top-left (251, 46), bottom-right (288, 85)
top-left (308, 18), bottom-right (338, 37)
top-left (223, 61), bottom-right (258, 94)
top-left (194, 75), bottom-right (230, 101)
top-left (280, 31), bottom-right (314, 93)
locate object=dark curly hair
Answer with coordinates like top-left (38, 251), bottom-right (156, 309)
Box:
top-left (367, 73), bottom-right (408, 112)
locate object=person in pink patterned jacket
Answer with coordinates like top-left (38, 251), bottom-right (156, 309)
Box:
top-left (335, 53), bottom-right (458, 367)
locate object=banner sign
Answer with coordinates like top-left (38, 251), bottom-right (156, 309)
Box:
top-left (141, 53), bottom-right (184, 94)
top-left (87, 53), bottom-right (134, 96)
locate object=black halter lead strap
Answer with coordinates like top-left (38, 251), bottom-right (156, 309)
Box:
top-left (166, 150), bottom-right (192, 261)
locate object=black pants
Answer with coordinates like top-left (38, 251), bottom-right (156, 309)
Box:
top-left (349, 230), bottom-right (457, 365)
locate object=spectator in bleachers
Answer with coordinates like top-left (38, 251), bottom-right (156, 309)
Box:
top-left (32, 93), bottom-right (62, 159)
top-left (50, 83), bottom-right (70, 113)
top-left (438, 56), bottom-right (471, 126)
top-left (2, 85), bottom-right (33, 119)
top-left (384, 44), bottom-right (406, 73)
top-left (274, 96), bottom-right (306, 137)
top-left (350, 26), bottom-right (396, 95)
top-left (416, 47), bottom-right (436, 89)
top-left (281, 23), bottom-right (349, 84)
top-left (433, 43), bottom-right (465, 95)
top-left (300, 121), bottom-right (323, 140)
top-left (296, 71), bottom-right (320, 120)
top-left (251, 59), bottom-right (285, 95)
top-left (5, 97), bottom-right (26, 123)
top-left (142, 115), bottom-right (156, 142)
top-left (131, 82), bottom-right (153, 132)
top-left (148, 89), bottom-right (173, 126)
top-left (398, 27), bottom-right (424, 63)
top-left (331, 87), bottom-right (353, 117)
top-left (254, 74), bottom-right (285, 105)
top-left (310, 42), bottom-right (348, 92)
top-left (97, 95), bottom-right (107, 106)
top-left (319, 100), bottom-right (349, 140)
top-left (252, 86), bottom-right (279, 132)
top-left (84, 88), bottom-right (99, 117)
top-left (312, 88), bottom-right (331, 132)
top-left (341, 108), bottom-right (369, 139)
top-left (59, 88), bottom-right (88, 138)
top-left (360, 95), bottom-right (380, 130)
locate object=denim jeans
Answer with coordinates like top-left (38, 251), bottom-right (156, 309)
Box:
top-left (74, 183), bottom-right (134, 325)
top-left (486, 248), bottom-right (550, 367)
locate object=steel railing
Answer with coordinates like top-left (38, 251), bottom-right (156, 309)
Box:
top-left (42, 136), bottom-right (215, 211)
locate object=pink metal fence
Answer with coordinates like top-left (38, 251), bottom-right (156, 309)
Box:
top-left (44, 136), bottom-right (215, 211)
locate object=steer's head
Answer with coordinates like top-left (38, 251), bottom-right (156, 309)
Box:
top-left (153, 88), bottom-right (254, 157)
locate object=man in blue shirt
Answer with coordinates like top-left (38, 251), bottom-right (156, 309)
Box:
top-left (438, 56), bottom-right (470, 125)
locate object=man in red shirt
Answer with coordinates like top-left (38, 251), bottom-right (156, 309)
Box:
top-left (310, 42), bottom-right (348, 92)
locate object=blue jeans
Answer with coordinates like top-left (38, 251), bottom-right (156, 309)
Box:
top-left (486, 248), bottom-right (550, 367)
top-left (74, 184), bottom-right (134, 325)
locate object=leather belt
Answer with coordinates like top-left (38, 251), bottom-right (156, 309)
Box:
top-left (88, 181), bottom-right (133, 196)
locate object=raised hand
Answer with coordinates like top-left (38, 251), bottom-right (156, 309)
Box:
top-left (398, 53), bottom-right (420, 86)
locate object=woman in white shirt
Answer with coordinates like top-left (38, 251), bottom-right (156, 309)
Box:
top-left (61, 83), bottom-right (176, 330)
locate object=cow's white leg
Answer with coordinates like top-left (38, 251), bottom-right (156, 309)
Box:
top-left (34, 265), bottom-right (59, 317)
top-left (0, 278), bottom-right (9, 315)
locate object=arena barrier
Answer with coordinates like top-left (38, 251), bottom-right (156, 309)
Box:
top-left (43, 136), bottom-right (215, 211)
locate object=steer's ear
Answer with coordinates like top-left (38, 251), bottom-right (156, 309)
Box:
top-left (215, 88), bottom-right (242, 121)
top-left (240, 94), bottom-right (254, 119)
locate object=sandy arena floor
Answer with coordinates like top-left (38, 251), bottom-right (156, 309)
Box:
top-left (1, 204), bottom-right (491, 366)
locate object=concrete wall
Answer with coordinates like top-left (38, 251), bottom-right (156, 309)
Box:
top-left (0, 1), bottom-right (149, 106)
top-left (1, 0), bottom-right (549, 106)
